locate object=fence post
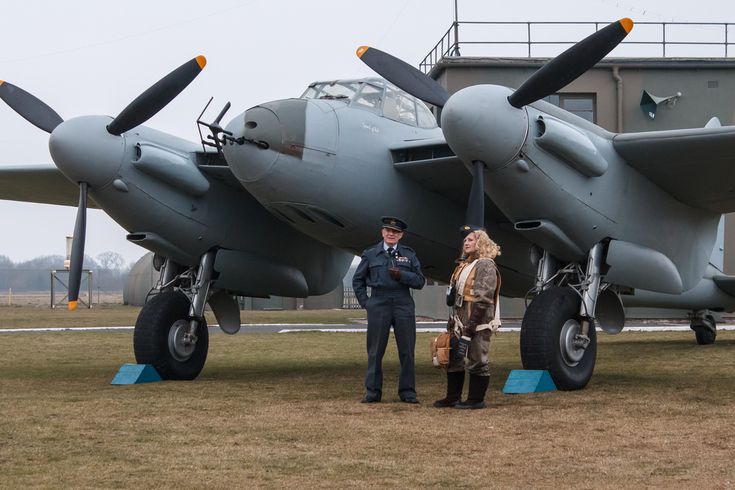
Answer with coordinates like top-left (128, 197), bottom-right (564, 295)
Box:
top-left (662, 23), bottom-right (667, 57)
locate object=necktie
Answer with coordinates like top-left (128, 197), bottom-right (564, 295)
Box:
top-left (387, 247), bottom-right (395, 258)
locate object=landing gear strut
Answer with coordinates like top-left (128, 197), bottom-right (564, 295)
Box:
top-left (521, 243), bottom-right (607, 390)
top-left (133, 251), bottom-right (216, 380)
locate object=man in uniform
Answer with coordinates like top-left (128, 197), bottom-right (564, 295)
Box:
top-left (352, 216), bottom-right (425, 404)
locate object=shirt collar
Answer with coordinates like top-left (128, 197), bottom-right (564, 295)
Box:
top-left (383, 242), bottom-right (399, 252)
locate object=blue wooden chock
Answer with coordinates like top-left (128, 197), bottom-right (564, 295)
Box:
top-left (111, 364), bottom-right (162, 385)
top-left (502, 369), bottom-right (557, 394)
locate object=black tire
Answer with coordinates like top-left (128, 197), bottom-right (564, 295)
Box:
top-left (520, 287), bottom-right (597, 390)
top-left (692, 315), bottom-right (716, 345)
top-left (133, 290), bottom-right (209, 380)
top-left (693, 327), bottom-right (716, 345)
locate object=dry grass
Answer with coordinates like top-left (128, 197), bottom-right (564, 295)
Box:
top-left (0, 304), bottom-right (366, 329)
top-left (1, 328), bottom-right (734, 488)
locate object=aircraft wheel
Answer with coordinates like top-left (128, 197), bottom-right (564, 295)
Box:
top-left (692, 314), bottom-right (716, 345)
top-left (520, 286), bottom-right (597, 390)
top-left (133, 290), bottom-right (209, 380)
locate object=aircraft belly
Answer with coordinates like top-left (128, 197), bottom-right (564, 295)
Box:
top-left (622, 276), bottom-right (735, 312)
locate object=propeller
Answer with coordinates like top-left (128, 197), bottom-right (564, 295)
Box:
top-left (0, 80), bottom-right (64, 133)
top-left (507, 18), bottom-right (633, 108)
top-left (1, 55), bottom-right (208, 310)
top-left (67, 182), bottom-right (87, 311)
top-left (357, 19), bottom-right (632, 111)
top-left (107, 55), bottom-right (207, 135)
top-left (356, 46), bottom-right (449, 108)
top-left (357, 19), bottom-right (634, 230)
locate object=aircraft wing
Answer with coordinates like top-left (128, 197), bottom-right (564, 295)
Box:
top-left (0, 164), bottom-right (98, 208)
top-left (390, 138), bottom-right (510, 222)
top-left (613, 126), bottom-right (735, 213)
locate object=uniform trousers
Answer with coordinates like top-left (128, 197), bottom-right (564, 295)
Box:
top-left (364, 291), bottom-right (417, 399)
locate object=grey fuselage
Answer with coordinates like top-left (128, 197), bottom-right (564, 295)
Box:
top-left (222, 94), bottom-right (536, 296)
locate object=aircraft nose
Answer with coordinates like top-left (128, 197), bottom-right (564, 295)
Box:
top-left (224, 99), bottom-right (309, 183)
top-left (49, 115), bottom-right (124, 188)
top-left (230, 106), bottom-right (281, 182)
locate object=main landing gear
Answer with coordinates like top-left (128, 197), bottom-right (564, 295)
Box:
top-left (133, 251), bottom-right (217, 380)
top-left (521, 243), bottom-right (624, 390)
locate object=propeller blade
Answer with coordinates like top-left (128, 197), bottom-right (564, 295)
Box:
top-left (107, 55), bottom-right (207, 135)
top-left (356, 46), bottom-right (450, 107)
top-left (0, 80), bottom-right (64, 133)
top-left (465, 161), bottom-right (485, 227)
top-left (68, 182), bottom-right (88, 311)
top-left (508, 18), bottom-right (633, 108)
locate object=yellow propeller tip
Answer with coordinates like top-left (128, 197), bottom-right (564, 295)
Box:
top-left (0, 80), bottom-right (4, 86)
top-left (356, 46), bottom-right (370, 58)
top-left (620, 18), bottom-right (634, 33)
top-left (196, 55), bottom-right (207, 69)
top-left (68, 301), bottom-right (78, 311)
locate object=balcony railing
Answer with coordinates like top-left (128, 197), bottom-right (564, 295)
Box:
top-left (420, 21), bottom-right (735, 73)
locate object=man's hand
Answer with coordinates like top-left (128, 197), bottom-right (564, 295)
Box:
top-left (388, 267), bottom-right (402, 280)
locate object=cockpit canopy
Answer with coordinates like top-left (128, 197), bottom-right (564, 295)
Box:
top-left (300, 78), bottom-right (438, 129)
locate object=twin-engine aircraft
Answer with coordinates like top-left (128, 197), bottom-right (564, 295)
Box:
top-left (2, 17), bottom-right (734, 389)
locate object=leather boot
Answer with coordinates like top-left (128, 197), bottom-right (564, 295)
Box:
top-left (433, 370), bottom-right (465, 408)
top-left (455, 374), bottom-right (489, 409)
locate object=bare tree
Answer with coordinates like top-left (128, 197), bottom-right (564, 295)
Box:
top-left (97, 251), bottom-right (125, 271)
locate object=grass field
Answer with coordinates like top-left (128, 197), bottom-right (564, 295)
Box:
top-left (1, 323), bottom-right (734, 488)
top-left (0, 304), bottom-right (367, 329)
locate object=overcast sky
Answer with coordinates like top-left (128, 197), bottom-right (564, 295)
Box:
top-left (1, 0), bottom-right (733, 266)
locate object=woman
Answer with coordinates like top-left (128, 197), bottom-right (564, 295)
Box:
top-left (434, 226), bottom-right (501, 409)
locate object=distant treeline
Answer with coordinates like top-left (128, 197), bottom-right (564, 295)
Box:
top-left (0, 253), bottom-right (131, 292)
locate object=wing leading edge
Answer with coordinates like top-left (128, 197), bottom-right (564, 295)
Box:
top-left (613, 125), bottom-right (735, 213)
top-left (0, 164), bottom-right (98, 208)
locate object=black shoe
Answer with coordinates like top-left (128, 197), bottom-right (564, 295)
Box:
top-left (433, 398), bottom-right (458, 408)
top-left (400, 396), bottom-right (420, 404)
top-left (433, 370), bottom-right (465, 408)
top-left (454, 399), bottom-right (486, 409)
top-left (361, 395), bottom-right (380, 403)
top-left (454, 374), bottom-right (489, 410)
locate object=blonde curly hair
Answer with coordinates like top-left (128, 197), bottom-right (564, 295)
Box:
top-left (463, 229), bottom-right (501, 260)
